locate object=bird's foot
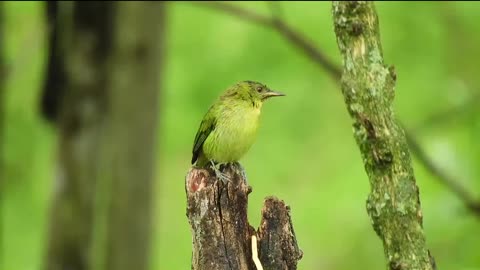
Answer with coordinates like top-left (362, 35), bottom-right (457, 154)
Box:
top-left (210, 161), bottom-right (231, 183)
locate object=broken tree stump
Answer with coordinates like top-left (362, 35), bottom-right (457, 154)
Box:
top-left (186, 163), bottom-right (302, 270)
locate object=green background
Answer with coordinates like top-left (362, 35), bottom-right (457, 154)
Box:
top-left (3, 2), bottom-right (480, 270)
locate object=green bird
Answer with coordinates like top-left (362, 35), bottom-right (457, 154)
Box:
top-left (191, 80), bottom-right (285, 179)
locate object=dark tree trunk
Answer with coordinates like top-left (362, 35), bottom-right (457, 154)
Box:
top-left (40, 1), bottom-right (66, 123)
top-left (42, 2), bottom-right (165, 270)
top-left (257, 198), bottom-right (302, 270)
top-left (43, 3), bottom-right (115, 269)
top-left (186, 164), bottom-right (302, 270)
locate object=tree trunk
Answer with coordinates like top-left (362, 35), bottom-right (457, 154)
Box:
top-left (0, 3), bottom-right (5, 269)
top-left (43, 2), bottom-right (165, 270)
top-left (43, 3), bottom-right (115, 269)
top-left (91, 2), bottom-right (165, 270)
top-left (331, 2), bottom-right (436, 270)
top-left (40, 1), bottom-right (66, 123)
top-left (186, 164), bottom-right (302, 270)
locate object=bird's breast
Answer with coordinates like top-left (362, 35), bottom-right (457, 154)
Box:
top-left (203, 105), bottom-right (261, 162)
top-left (219, 106), bottom-right (260, 144)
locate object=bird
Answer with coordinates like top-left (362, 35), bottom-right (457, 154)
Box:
top-left (191, 80), bottom-right (285, 180)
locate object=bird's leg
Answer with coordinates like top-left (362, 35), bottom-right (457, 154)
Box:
top-left (209, 160), bottom-right (230, 183)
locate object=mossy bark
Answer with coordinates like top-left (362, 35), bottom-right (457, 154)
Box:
top-left (43, 2), bottom-right (165, 270)
top-left (186, 164), bottom-right (302, 270)
top-left (332, 2), bottom-right (435, 270)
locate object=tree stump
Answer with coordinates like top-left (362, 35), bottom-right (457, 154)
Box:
top-left (185, 163), bottom-right (302, 270)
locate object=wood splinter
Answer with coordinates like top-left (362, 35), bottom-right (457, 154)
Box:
top-left (251, 235), bottom-right (263, 270)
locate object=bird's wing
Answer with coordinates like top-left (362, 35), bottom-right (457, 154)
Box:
top-left (191, 106), bottom-right (217, 164)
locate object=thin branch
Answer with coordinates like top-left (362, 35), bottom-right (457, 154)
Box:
top-left (192, 1), bottom-right (342, 80)
top-left (415, 92), bottom-right (480, 132)
top-left (404, 129), bottom-right (480, 214)
top-left (190, 1), bottom-right (480, 219)
top-left (267, 1), bottom-right (283, 24)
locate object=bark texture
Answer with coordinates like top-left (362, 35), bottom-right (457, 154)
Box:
top-left (186, 165), bottom-right (255, 270)
top-left (186, 164), bottom-right (302, 270)
top-left (332, 2), bottom-right (435, 270)
top-left (257, 197), bottom-right (303, 270)
top-left (43, 2), bottom-right (165, 270)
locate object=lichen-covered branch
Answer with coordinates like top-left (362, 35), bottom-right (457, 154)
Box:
top-left (185, 164), bottom-right (302, 270)
top-left (332, 2), bottom-right (435, 270)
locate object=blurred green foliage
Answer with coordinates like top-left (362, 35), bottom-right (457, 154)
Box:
top-left (3, 2), bottom-right (480, 270)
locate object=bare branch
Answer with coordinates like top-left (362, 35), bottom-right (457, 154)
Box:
top-left (404, 129), bottom-right (480, 215)
top-left (200, 1), bottom-right (273, 27)
top-left (266, 1), bottom-right (283, 24)
top-left (415, 93), bottom-right (480, 132)
top-left (193, 1), bottom-right (342, 80)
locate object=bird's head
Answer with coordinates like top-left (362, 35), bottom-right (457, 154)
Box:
top-left (223, 80), bottom-right (285, 106)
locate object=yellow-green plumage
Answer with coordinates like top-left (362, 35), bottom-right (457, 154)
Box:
top-left (191, 80), bottom-right (284, 167)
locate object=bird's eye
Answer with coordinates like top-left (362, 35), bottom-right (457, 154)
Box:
top-left (256, 87), bottom-right (263, 92)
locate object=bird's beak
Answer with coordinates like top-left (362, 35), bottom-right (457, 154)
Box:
top-left (263, 90), bottom-right (286, 99)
